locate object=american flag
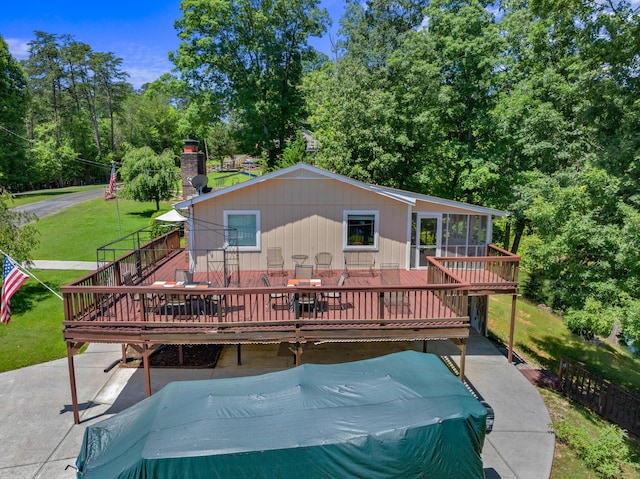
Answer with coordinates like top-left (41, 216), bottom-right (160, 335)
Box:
top-left (1, 256), bottom-right (29, 324)
top-left (107, 163), bottom-right (117, 197)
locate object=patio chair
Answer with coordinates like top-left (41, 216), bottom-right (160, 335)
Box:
top-left (261, 274), bottom-right (289, 310)
top-left (122, 272), bottom-right (139, 308)
top-left (294, 264), bottom-right (314, 279)
top-left (292, 265), bottom-right (317, 317)
top-left (315, 252), bottom-right (333, 273)
top-left (267, 247), bottom-right (284, 274)
top-left (175, 269), bottom-right (193, 283)
top-left (122, 271), bottom-right (157, 313)
top-left (296, 291), bottom-right (318, 318)
top-left (322, 272), bottom-right (347, 311)
top-left (380, 264), bottom-right (409, 312)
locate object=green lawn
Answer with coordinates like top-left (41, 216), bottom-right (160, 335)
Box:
top-left (488, 295), bottom-right (640, 392)
top-left (0, 270), bottom-right (85, 373)
top-left (489, 295), bottom-right (640, 478)
top-left (207, 170), bottom-right (258, 188)
top-left (32, 197), bottom-right (173, 261)
top-left (1, 195), bottom-right (176, 371)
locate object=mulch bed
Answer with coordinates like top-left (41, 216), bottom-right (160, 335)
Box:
top-left (122, 344), bottom-right (224, 369)
top-left (520, 368), bottom-right (559, 389)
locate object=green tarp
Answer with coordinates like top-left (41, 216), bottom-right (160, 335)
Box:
top-left (77, 351), bottom-right (487, 478)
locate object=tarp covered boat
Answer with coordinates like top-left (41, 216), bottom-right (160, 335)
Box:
top-left (76, 351), bottom-right (487, 478)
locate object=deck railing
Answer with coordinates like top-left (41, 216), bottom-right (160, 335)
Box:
top-left (63, 282), bottom-right (469, 328)
top-left (67, 231), bottom-right (183, 320)
top-left (431, 244), bottom-right (519, 291)
top-left (61, 241), bottom-right (528, 343)
top-left (426, 257), bottom-right (469, 317)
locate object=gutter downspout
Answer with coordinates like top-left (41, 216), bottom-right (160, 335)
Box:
top-left (188, 202), bottom-right (195, 272)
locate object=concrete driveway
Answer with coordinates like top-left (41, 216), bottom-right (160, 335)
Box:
top-left (0, 333), bottom-right (554, 479)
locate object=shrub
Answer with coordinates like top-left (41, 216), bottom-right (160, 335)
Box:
top-left (554, 420), bottom-right (631, 478)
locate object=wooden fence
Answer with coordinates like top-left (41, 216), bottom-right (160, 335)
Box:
top-left (557, 358), bottom-right (640, 436)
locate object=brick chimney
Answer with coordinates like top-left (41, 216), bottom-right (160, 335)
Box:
top-left (180, 140), bottom-right (206, 200)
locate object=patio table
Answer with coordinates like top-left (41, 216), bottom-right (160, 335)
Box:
top-left (291, 254), bottom-right (309, 266)
top-left (287, 278), bottom-right (321, 318)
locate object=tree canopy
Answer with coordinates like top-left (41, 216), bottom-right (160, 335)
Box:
top-left (171, 0), bottom-right (330, 166)
top-left (119, 147), bottom-right (180, 211)
top-left (0, 36), bottom-right (29, 187)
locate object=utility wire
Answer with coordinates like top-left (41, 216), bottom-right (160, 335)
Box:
top-left (0, 124), bottom-right (34, 145)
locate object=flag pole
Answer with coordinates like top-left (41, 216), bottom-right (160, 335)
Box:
top-left (111, 161), bottom-right (122, 237)
top-left (115, 191), bottom-right (122, 237)
top-left (0, 249), bottom-right (62, 300)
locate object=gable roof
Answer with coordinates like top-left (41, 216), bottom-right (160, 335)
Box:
top-left (175, 163), bottom-right (508, 216)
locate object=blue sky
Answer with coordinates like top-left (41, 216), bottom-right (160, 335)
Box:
top-left (1, 0), bottom-right (344, 88)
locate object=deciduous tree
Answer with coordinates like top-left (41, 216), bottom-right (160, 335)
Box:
top-left (119, 147), bottom-right (180, 211)
top-left (0, 36), bottom-right (29, 187)
top-left (0, 191), bottom-right (38, 263)
top-left (172, 0), bottom-right (329, 166)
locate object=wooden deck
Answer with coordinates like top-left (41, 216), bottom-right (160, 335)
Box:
top-left (61, 236), bottom-right (520, 423)
top-left (63, 242), bottom-right (520, 350)
top-left (63, 253), bottom-right (470, 346)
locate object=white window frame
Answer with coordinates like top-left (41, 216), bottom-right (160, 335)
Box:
top-left (224, 210), bottom-right (261, 251)
top-left (343, 210), bottom-right (379, 250)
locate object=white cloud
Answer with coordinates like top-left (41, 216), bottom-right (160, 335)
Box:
top-left (4, 36), bottom-right (173, 89)
top-left (5, 38), bottom-right (30, 60)
top-left (115, 41), bottom-right (175, 89)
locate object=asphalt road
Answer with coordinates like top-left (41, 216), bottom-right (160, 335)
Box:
top-left (11, 188), bottom-right (105, 220)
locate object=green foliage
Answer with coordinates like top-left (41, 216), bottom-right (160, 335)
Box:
top-left (172, 0), bottom-right (330, 166)
top-left (206, 123), bottom-right (236, 167)
top-left (278, 131), bottom-right (308, 168)
top-left (119, 147), bottom-right (180, 211)
top-left (0, 191), bottom-right (39, 263)
top-left (0, 35), bottom-right (29, 187)
top-left (306, 0), bottom-right (509, 201)
top-left (117, 88), bottom-right (180, 154)
top-left (554, 421), bottom-right (632, 478)
top-left (519, 165), bottom-right (640, 338)
top-left (565, 298), bottom-right (619, 339)
top-left (30, 122), bottom-right (80, 186)
top-left (23, 31), bottom-right (131, 173)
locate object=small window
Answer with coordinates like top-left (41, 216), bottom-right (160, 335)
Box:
top-left (344, 210), bottom-right (379, 249)
top-left (224, 210), bottom-right (260, 251)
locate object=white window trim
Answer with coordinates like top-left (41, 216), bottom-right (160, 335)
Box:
top-left (343, 210), bottom-right (379, 250)
top-left (224, 210), bottom-right (261, 252)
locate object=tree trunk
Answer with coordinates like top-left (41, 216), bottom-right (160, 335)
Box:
top-left (510, 218), bottom-right (526, 255)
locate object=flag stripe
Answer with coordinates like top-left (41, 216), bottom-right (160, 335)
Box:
top-left (107, 163), bottom-right (117, 196)
top-left (1, 257), bottom-right (29, 324)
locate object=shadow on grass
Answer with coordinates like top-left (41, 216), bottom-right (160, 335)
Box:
top-left (524, 334), bottom-right (640, 394)
top-left (127, 209), bottom-right (159, 219)
top-left (9, 282), bottom-right (55, 315)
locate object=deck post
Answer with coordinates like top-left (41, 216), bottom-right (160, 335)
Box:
top-left (459, 339), bottom-right (467, 382)
top-left (67, 343), bottom-right (80, 425)
top-left (508, 294), bottom-right (517, 363)
top-left (143, 344), bottom-right (152, 396)
top-left (295, 343), bottom-right (303, 365)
